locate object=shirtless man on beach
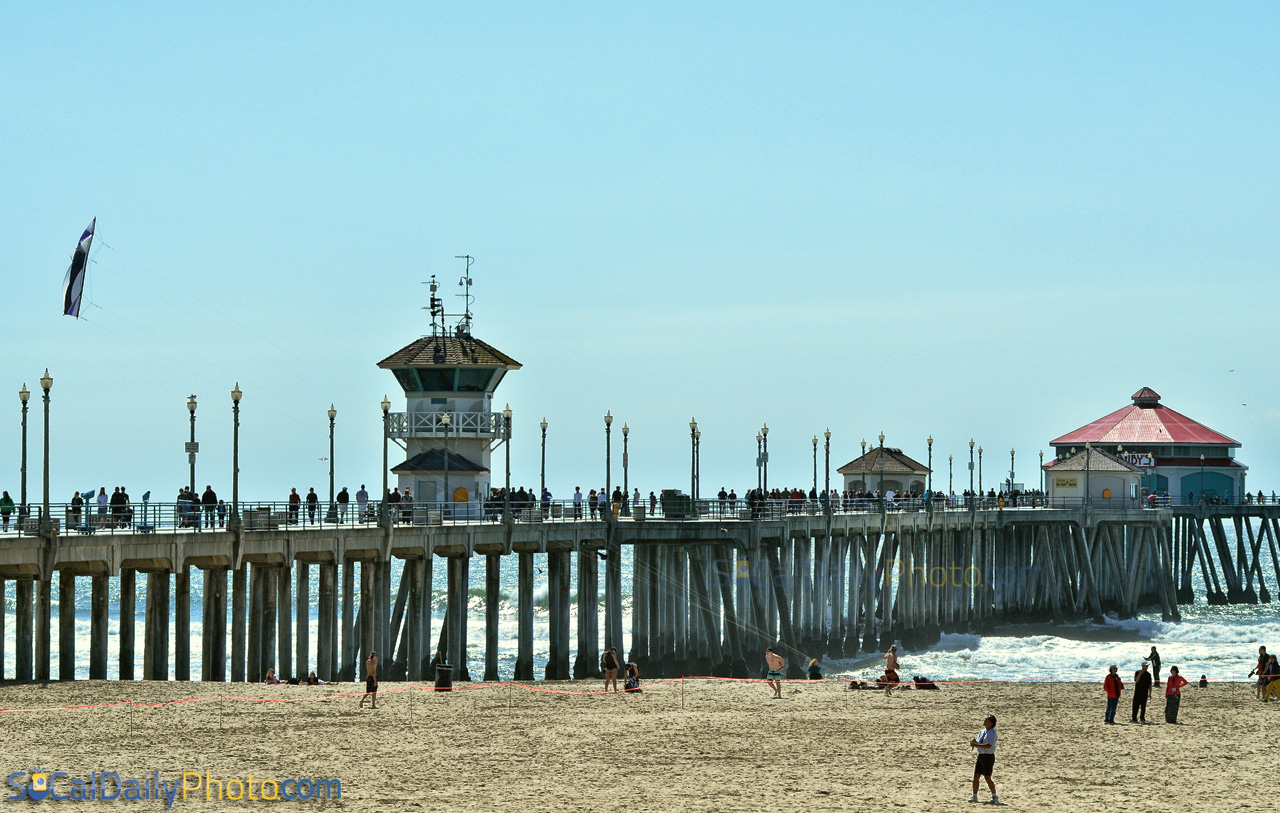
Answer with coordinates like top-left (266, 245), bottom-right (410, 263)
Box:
top-left (765, 648), bottom-right (785, 699)
top-left (882, 645), bottom-right (901, 696)
top-left (359, 651), bottom-right (379, 709)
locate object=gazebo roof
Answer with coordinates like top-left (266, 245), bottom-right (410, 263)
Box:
top-left (391, 448), bottom-right (490, 474)
top-left (1042, 447), bottom-right (1141, 473)
top-left (836, 447), bottom-right (931, 476)
top-left (1050, 388), bottom-right (1238, 447)
top-left (378, 334), bottom-right (521, 369)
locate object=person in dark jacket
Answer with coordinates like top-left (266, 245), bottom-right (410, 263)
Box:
top-left (1131, 663), bottom-right (1152, 723)
top-left (1144, 646), bottom-right (1162, 686)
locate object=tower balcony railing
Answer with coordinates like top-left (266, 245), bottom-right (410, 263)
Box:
top-left (386, 411), bottom-right (503, 439)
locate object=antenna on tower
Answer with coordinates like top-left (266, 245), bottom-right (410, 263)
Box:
top-left (454, 254), bottom-right (474, 337)
top-left (422, 274), bottom-right (445, 337)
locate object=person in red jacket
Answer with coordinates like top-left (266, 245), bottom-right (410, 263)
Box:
top-left (1103, 664), bottom-right (1124, 724)
top-left (1165, 665), bottom-right (1190, 723)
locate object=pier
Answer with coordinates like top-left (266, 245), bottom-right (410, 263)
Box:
top-left (1, 499), bottom-right (1270, 683)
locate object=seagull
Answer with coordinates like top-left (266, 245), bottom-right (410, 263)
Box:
top-left (319, 456), bottom-right (328, 461)
top-left (537, 567), bottom-right (544, 575)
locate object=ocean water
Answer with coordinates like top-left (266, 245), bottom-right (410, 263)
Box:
top-left (2, 532), bottom-right (1276, 685)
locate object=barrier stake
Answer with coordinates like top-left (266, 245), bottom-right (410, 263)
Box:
top-left (681, 678), bottom-right (685, 709)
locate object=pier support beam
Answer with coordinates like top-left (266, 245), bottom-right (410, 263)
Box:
top-left (405, 559), bottom-right (422, 682)
top-left (515, 551), bottom-right (534, 681)
top-left (359, 561), bottom-right (374, 675)
top-left (341, 559), bottom-right (355, 681)
top-left (296, 564), bottom-right (310, 680)
top-left (277, 564), bottom-right (291, 681)
top-left (90, 575), bottom-right (108, 680)
top-left (485, 554), bottom-right (500, 681)
top-left (118, 570), bottom-right (135, 681)
top-left (545, 551), bottom-right (571, 680)
top-left (247, 565), bottom-right (263, 682)
top-left (231, 566), bottom-right (246, 682)
top-left (58, 571), bottom-right (75, 680)
top-left (143, 571), bottom-right (170, 681)
top-left (317, 562), bottom-right (337, 681)
top-left (16, 579), bottom-right (34, 681)
top-left (175, 566), bottom-right (190, 681)
top-left (573, 549), bottom-right (599, 679)
top-left (36, 577), bottom-right (51, 681)
top-left (629, 545), bottom-right (650, 670)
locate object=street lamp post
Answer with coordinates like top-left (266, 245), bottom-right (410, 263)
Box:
top-left (605, 411), bottom-right (613, 516)
top-left (40, 370), bottom-right (52, 530)
top-left (441, 411), bottom-right (451, 519)
top-left (539, 418), bottom-right (548, 499)
top-left (230, 385), bottom-right (242, 530)
top-left (812, 436), bottom-right (818, 499)
top-left (978, 446), bottom-right (984, 497)
top-left (1038, 450), bottom-right (1044, 505)
top-left (19, 384), bottom-right (29, 519)
top-left (327, 405), bottom-right (337, 522)
top-left (761, 424), bottom-right (769, 494)
top-left (948, 454), bottom-right (953, 498)
top-left (380, 396), bottom-right (391, 527)
top-left (1085, 442), bottom-right (1092, 507)
top-left (622, 424), bottom-right (629, 506)
top-left (502, 405), bottom-right (512, 523)
top-left (187, 394), bottom-right (198, 496)
top-left (968, 439), bottom-right (975, 503)
top-left (689, 419), bottom-right (698, 500)
top-left (860, 439), bottom-right (867, 507)
top-left (877, 432), bottom-right (885, 499)
top-left (927, 435), bottom-right (934, 495)
top-left (1010, 448), bottom-right (1015, 499)
top-left (823, 429), bottom-right (831, 516)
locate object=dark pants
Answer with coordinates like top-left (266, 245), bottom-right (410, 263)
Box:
top-left (1105, 697), bottom-right (1118, 723)
top-left (1132, 693), bottom-right (1148, 721)
top-left (1165, 694), bottom-right (1180, 723)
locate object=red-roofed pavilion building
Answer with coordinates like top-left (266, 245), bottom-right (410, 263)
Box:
top-left (1047, 388), bottom-right (1245, 503)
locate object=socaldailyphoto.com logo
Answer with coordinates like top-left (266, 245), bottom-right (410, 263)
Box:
top-left (7, 769), bottom-right (341, 806)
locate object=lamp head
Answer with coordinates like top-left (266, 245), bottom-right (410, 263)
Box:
top-left (502, 403), bottom-right (512, 420)
top-left (441, 412), bottom-right (451, 426)
top-left (622, 423), bottom-right (629, 437)
top-left (761, 423), bottom-right (768, 437)
top-left (878, 432), bottom-right (884, 445)
top-left (694, 429), bottom-right (701, 440)
top-left (1200, 453), bottom-right (1205, 461)
top-left (19, 384), bottom-right (29, 403)
top-left (231, 383), bottom-right (242, 403)
top-left (861, 438), bottom-right (866, 452)
top-left (187, 394), bottom-right (197, 413)
top-left (978, 446), bottom-right (983, 455)
top-left (604, 410), bottom-right (613, 426)
top-left (690, 418), bottom-right (697, 432)
top-left (328, 404), bottom-right (337, 421)
top-left (380, 395), bottom-right (391, 413)
top-left (969, 439), bottom-right (975, 451)
top-left (824, 428), bottom-right (831, 441)
top-left (540, 418), bottom-right (547, 432)
top-left (928, 435), bottom-right (933, 447)
top-left (1117, 444), bottom-right (1123, 452)
top-left (40, 369), bottom-right (52, 393)
top-left (812, 435), bottom-right (818, 447)
top-left (756, 432), bottom-right (762, 443)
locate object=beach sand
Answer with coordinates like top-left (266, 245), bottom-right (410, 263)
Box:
top-left (0, 676), bottom-right (1269, 811)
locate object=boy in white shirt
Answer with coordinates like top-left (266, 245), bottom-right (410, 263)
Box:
top-left (969, 715), bottom-right (998, 804)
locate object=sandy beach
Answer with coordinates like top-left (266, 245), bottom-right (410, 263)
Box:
top-left (0, 676), bottom-right (1270, 811)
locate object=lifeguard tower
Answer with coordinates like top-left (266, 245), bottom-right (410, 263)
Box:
top-left (376, 258), bottom-right (521, 515)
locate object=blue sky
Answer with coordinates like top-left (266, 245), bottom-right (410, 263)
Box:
top-left (2, 3), bottom-right (1278, 503)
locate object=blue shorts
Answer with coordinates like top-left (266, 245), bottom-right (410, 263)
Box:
top-left (767, 670), bottom-right (783, 680)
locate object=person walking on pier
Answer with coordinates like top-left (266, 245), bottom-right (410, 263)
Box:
top-left (337, 487), bottom-right (350, 522)
top-left (765, 648), bottom-right (785, 699)
top-left (288, 488), bottom-right (301, 524)
top-left (1, 490), bottom-right (14, 531)
top-left (360, 651), bottom-right (379, 709)
top-left (968, 715), bottom-right (998, 804)
top-left (1164, 666), bottom-right (1188, 723)
top-left (1144, 646), bottom-right (1162, 686)
top-left (202, 485), bottom-right (218, 529)
top-left (1103, 665), bottom-right (1123, 724)
top-left (356, 485), bottom-right (369, 522)
top-left (1131, 663), bottom-right (1152, 723)
top-left (306, 487), bottom-right (319, 523)
top-left (573, 487), bottom-right (583, 519)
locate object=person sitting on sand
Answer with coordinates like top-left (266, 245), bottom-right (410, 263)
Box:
top-left (881, 645), bottom-right (900, 695)
top-left (602, 648), bottom-right (620, 692)
top-left (264, 668), bottom-right (280, 685)
top-left (969, 715), bottom-right (998, 804)
top-left (305, 671), bottom-right (325, 686)
top-left (624, 662), bottom-right (642, 693)
top-left (765, 648), bottom-right (785, 699)
top-left (808, 658), bottom-right (822, 680)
